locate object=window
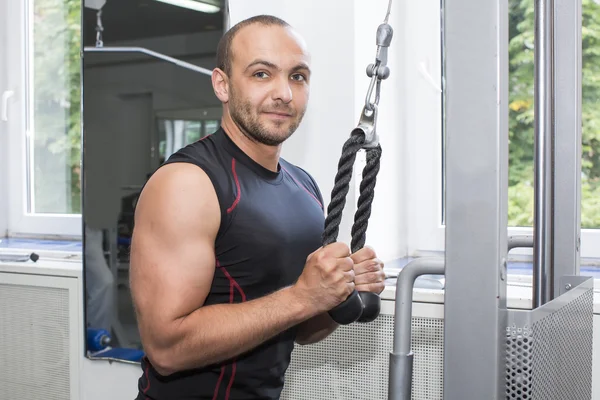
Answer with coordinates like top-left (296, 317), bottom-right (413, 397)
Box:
top-left (5, 0), bottom-right (82, 237)
top-left (408, 0), bottom-right (600, 259)
top-left (156, 118), bottom-right (220, 162)
top-left (506, 0), bottom-right (600, 231)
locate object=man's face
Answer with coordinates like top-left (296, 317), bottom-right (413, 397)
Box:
top-left (226, 24), bottom-right (311, 146)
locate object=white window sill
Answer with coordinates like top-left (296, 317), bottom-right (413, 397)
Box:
top-left (382, 273), bottom-right (600, 315)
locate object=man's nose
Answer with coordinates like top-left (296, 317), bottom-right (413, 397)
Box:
top-left (272, 76), bottom-right (293, 104)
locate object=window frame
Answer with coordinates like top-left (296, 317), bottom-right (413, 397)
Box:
top-left (402, 0), bottom-right (446, 257)
top-left (0, 1), bottom-right (9, 236)
top-left (5, 0), bottom-right (82, 239)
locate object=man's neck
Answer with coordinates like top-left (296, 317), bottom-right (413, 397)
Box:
top-left (220, 116), bottom-right (282, 173)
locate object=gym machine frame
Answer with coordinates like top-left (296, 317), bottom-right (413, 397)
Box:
top-left (389, 0), bottom-right (592, 399)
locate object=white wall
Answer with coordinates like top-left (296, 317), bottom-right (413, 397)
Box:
top-left (353, 0), bottom-right (408, 262)
top-left (228, 0), bottom-right (407, 262)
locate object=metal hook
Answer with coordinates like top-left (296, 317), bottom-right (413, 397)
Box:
top-left (355, 104), bottom-right (379, 149)
top-left (354, 0), bottom-right (393, 148)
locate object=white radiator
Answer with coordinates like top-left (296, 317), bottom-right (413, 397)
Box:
top-left (281, 297), bottom-right (445, 400)
top-left (0, 260), bottom-right (82, 400)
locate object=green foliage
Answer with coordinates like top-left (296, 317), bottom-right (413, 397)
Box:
top-left (32, 0), bottom-right (81, 214)
top-left (508, 0), bottom-right (600, 228)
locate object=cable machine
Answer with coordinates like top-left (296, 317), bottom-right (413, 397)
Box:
top-left (317, 0), bottom-right (592, 398)
top-left (388, 0), bottom-right (592, 399)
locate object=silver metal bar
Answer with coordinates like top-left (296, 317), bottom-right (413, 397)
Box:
top-left (388, 257), bottom-right (445, 400)
top-left (223, 0), bottom-right (231, 31)
top-left (83, 46), bottom-right (214, 76)
top-left (507, 235), bottom-right (534, 251)
top-left (533, 0), bottom-right (555, 307)
top-left (442, 0), bottom-right (509, 398)
top-left (552, 0), bottom-right (581, 293)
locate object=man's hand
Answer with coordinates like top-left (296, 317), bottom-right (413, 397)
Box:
top-left (350, 246), bottom-right (385, 294)
top-left (295, 245), bottom-right (385, 345)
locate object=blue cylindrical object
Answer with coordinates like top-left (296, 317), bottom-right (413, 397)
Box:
top-left (87, 328), bottom-right (111, 352)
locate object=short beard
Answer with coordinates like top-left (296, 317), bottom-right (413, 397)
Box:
top-left (229, 87), bottom-right (304, 147)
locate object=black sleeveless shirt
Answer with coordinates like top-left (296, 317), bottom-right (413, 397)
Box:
top-left (136, 127), bottom-right (325, 400)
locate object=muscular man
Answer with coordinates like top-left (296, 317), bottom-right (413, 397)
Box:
top-left (130, 14), bottom-right (385, 400)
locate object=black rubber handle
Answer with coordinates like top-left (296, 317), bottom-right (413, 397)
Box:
top-left (328, 290), bottom-right (364, 324)
top-left (357, 291), bottom-right (381, 322)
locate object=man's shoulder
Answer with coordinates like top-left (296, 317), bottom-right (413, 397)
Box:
top-left (280, 158), bottom-right (316, 184)
top-left (150, 130), bottom-right (237, 213)
top-left (166, 131), bottom-right (221, 164)
top-left (280, 158), bottom-right (323, 204)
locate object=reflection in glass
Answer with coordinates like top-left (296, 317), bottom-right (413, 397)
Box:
top-left (82, 0), bottom-right (224, 360)
top-left (157, 118), bottom-right (219, 162)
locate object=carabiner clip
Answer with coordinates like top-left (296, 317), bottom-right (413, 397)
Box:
top-left (354, 104), bottom-right (379, 149)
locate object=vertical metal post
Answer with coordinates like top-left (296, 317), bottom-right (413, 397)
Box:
top-left (223, 0), bottom-right (230, 31)
top-left (442, 0), bottom-right (508, 399)
top-left (533, 0), bottom-right (555, 308)
top-left (0, 0), bottom-right (8, 236)
top-left (552, 0), bottom-right (581, 293)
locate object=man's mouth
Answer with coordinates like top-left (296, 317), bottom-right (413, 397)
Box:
top-left (263, 111), bottom-right (293, 118)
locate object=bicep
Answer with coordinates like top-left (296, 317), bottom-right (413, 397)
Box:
top-left (129, 163), bottom-right (221, 350)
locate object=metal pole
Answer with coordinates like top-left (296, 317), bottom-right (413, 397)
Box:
top-left (552, 0), bottom-right (582, 293)
top-left (507, 235), bottom-right (534, 252)
top-left (533, 0), bottom-right (555, 308)
top-left (388, 257), bottom-right (445, 400)
top-left (83, 46), bottom-right (214, 77)
top-left (442, 0), bottom-right (508, 398)
top-left (223, 0), bottom-right (230, 31)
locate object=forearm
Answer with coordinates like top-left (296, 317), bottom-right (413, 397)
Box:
top-left (151, 286), bottom-right (314, 374)
top-left (295, 312), bottom-right (339, 345)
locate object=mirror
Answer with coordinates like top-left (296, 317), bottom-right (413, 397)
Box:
top-left (81, 0), bottom-right (225, 361)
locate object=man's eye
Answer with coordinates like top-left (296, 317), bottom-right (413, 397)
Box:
top-left (291, 74), bottom-right (306, 82)
top-left (254, 71), bottom-right (269, 78)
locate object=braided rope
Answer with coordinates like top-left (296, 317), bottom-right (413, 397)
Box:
top-left (322, 132), bottom-right (366, 246)
top-left (323, 131), bottom-right (383, 325)
top-left (351, 145), bottom-right (382, 253)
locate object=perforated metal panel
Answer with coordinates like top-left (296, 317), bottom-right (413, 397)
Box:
top-left (0, 283), bottom-right (71, 400)
top-left (505, 278), bottom-right (594, 400)
top-left (506, 324), bottom-right (533, 398)
top-left (281, 314), bottom-right (444, 400)
top-left (410, 317), bottom-right (444, 399)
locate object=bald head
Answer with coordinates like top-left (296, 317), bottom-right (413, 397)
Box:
top-left (217, 15), bottom-right (301, 76)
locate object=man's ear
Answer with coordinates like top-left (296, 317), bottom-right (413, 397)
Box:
top-left (212, 68), bottom-right (230, 103)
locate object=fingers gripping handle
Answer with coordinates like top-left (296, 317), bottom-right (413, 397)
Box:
top-left (323, 137), bottom-right (382, 324)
